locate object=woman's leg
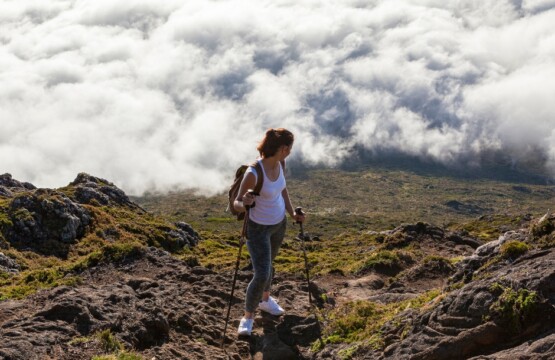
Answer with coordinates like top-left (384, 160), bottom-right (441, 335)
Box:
top-left (262, 217), bottom-right (287, 299)
top-left (244, 221), bottom-right (272, 315)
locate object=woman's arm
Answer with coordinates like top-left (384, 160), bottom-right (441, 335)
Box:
top-left (234, 172), bottom-right (257, 213)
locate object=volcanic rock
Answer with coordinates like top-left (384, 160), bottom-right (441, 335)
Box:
top-left (0, 252), bottom-right (20, 274)
top-left (4, 188), bottom-right (91, 256)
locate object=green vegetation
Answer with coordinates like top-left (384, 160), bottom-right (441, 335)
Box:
top-left (317, 289), bottom-right (442, 350)
top-left (96, 329), bottom-right (124, 353)
top-left (356, 250), bottom-right (405, 274)
top-left (67, 331), bottom-right (143, 360)
top-left (91, 354), bottom-right (143, 360)
top-left (89, 330), bottom-right (143, 360)
top-left (529, 215), bottom-right (555, 249)
top-left (489, 284), bottom-right (539, 333)
top-left (500, 241), bottom-right (530, 259)
top-left (337, 344), bottom-right (360, 360)
top-left (449, 214), bottom-right (527, 242)
top-left (0, 188), bottom-right (190, 300)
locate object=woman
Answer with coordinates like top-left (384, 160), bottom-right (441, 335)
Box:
top-left (234, 128), bottom-right (305, 336)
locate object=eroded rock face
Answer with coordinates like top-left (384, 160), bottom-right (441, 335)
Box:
top-left (380, 244), bottom-right (555, 360)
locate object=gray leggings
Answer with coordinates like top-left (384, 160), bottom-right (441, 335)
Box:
top-left (245, 217), bottom-right (286, 313)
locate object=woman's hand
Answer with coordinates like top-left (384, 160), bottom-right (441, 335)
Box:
top-left (293, 210), bottom-right (306, 223)
top-left (242, 190), bottom-right (256, 207)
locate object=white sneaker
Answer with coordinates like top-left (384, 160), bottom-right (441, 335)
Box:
top-left (237, 318), bottom-right (254, 336)
top-left (258, 296), bottom-right (285, 316)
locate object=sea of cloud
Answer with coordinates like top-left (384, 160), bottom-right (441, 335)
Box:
top-left (1, 0), bottom-right (555, 194)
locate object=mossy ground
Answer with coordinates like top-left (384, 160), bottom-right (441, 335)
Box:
top-left (0, 192), bottom-right (191, 300)
top-left (315, 289), bottom-right (443, 350)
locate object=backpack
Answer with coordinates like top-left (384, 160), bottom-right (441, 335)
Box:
top-left (228, 161), bottom-right (263, 220)
top-left (227, 160), bottom-right (286, 221)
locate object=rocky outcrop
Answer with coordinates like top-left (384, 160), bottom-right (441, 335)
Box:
top-left (0, 173), bottom-right (199, 256)
top-left (174, 221), bottom-right (201, 247)
top-left (0, 252), bottom-right (20, 274)
top-left (4, 188), bottom-right (91, 257)
top-left (377, 215), bottom-right (555, 360)
top-left (69, 173), bottom-right (142, 210)
top-left (0, 174), bottom-right (36, 196)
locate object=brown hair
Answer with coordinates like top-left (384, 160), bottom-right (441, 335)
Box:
top-left (257, 128), bottom-right (294, 157)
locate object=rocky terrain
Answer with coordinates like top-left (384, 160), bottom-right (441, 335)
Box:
top-left (1, 173), bottom-right (555, 359)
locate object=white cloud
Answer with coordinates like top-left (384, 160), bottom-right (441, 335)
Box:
top-left (1, 0), bottom-right (555, 195)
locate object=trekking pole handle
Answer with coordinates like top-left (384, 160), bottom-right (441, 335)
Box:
top-left (245, 189), bottom-right (257, 210)
top-left (294, 207), bottom-right (305, 224)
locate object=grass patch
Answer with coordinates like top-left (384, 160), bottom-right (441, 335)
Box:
top-left (318, 289), bottom-right (442, 350)
top-left (91, 329), bottom-right (143, 359)
top-left (355, 250), bottom-right (410, 275)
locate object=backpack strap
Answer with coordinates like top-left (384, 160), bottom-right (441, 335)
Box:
top-left (252, 161), bottom-right (264, 195)
top-left (250, 159), bottom-right (285, 195)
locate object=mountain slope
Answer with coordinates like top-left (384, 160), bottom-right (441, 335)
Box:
top-left (1, 170), bottom-right (555, 359)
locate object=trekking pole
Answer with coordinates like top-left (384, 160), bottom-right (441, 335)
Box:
top-left (295, 207), bottom-right (312, 305)
top-left (296, 207), bottom-right (325, 348)
top-left (221, 192), bottom-right (254, 348)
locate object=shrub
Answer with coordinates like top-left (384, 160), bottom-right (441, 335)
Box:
top-left (489, 285), bottom-right (539, 333)
top-left (500, 241), bottom-right (529, 259)
top-left (531, 216), bottom-right (555, 238)
top-left (96, 329), bottom-right (123, 353)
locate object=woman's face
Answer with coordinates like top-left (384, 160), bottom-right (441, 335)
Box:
top-left (281, 143), bottom-right (293, 158)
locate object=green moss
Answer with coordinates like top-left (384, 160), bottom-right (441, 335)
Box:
top-left (489, 285), bottom-right (539, 333)
top-left (96, 329), bottom-right (124, 352)
top-left (451, 214), bottom-right (524, 242)
top-left (0, 211), bottom-right (13, 229)
top-left (91, 354), bottom-right (143, 360)
top-left (70, 242), bottom-right (144, 273)
top-left (0, 266), bottom-right (81, 300)
top-left (319, 289), bottom-right (442, 349)
top-left (90, 329), bottom-right (143, 360)
top-left (12, 208), bottom-right (34, 222)
top-left (205, 217), bottom-right (235, 223)
top-left (337, 344), bottom-right (359, 360)
top-left (500, 241), bottom-right (529, 259)
top-left (356, 250), bottom-right (403, 274)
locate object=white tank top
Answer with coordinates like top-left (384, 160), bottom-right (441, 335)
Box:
top-left (245, 159), bottom-right (286, 225)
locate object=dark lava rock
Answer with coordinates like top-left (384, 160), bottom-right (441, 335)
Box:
top-left (0, 173), bottom-right (36, 192)
top-left (5, 188), bottom-right (91, 256)
top-left (0, 247), bottom-right (317, 360)
top-left (0, 252), bottom-right (20, 274)
top-left (70, 173), bottom-right (140, 210)
top-left (381, 247), bottom-right (555, 360)
top-left (173, 221), bottom-right (201, 247)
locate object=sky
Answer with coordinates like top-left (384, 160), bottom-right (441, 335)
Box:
top-left (1, 0), bottom-right (555, 195)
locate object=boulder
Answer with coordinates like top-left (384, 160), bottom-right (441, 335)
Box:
top-left (0, 173), bottom-right (36, 191)
top-left (0, 252), bottom-right (20, 274)
top-left (70, 173), bottom-right (140, 210)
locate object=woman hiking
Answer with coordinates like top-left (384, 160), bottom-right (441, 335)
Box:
top-left (234, 128), bottom-right (305, 336)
